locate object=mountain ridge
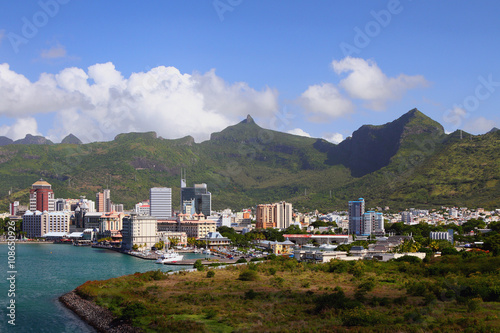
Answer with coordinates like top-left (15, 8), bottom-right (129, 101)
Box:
top-left (0, 109), bottom-right (498, 212)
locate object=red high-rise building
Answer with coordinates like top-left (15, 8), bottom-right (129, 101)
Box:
top-left (29, 179), bottom-right (55, 212)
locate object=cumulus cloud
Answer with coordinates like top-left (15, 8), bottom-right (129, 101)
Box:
top-left (287, 128), bottom-right (311, 137)
top-left (40, 44), bottom-right (67, 59)
top-left (322, 132), bottom-right (344, 144)
top-left (442, 106), bottom-right (468, 130)
top-left (463, 116), bottom-right (497, 134)
top-left (0, 62), bottom-right (279, 143)
top-left (332, 57), bottom-right (428, 110)
top-left (298, 83), bottom-right (354, 122)
top-left (0, 117), bottom-right (41, 141)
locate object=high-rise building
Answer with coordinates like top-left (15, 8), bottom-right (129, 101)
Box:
top-left (256, 204), bottom-right (275, 229)
top-left (122, 213), bottom-right (158, 251)
top-left (348, 198), bottom-right (365, 235)
top-left (96, 192), bottom-right (104, 212)
top-left (150, 187), bottom-right (172, 219)
top-left (181, 183), bottom-right (211, 216)
top-left (275, 201), bottom-right (293, 229)
top-left (9, 201), bottom-right (19, 215)
top-left (103, 189), bottom-right (111, 212)
top-left (96, 189), bottom-right (111, 212)
top-left (401, 211), bottom-right (414, 224)
top-left (29, 179), bottom-right (55, 212)
top-left (349, 199), bottom-right (384, 236)
top-left (256, 202), bottom-right (293, 229)
top-left (363, 211), bottom-right (385, 235)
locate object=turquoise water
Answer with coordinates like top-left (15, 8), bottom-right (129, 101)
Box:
top-left (0, 243), bottom-right (205, 332)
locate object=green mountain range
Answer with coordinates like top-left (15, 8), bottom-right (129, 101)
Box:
top-left (1, 109), bottom-right (499, 212)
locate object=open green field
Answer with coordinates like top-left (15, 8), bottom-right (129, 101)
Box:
top-left (75, 255), bottom-right (500, 332)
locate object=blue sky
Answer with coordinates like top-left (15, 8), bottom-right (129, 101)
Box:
top-left (0, 0), bottom-right (499, 143)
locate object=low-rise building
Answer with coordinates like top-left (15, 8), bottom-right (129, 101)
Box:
top-left (258, 239), bottom-right (295, 255)
top-left (158, 215), bottom-right (217, 239)
top-left (157, 231), bottom-right (188, 246)
top-left (198, 231), bottom-right (231, 249)
top-left (22, 210), bottom-right (71, 238)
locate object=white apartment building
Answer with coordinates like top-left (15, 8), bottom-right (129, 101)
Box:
top-left (122, 214), bottom-right (158, 250)
top-left (22, 210), bottom-right (71, 238)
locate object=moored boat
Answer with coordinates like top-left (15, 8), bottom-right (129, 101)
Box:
top-left (155, 250), bottom-right (184, 264)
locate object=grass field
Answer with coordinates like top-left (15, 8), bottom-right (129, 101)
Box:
top-left (74, 254), bottom-right (500, 332)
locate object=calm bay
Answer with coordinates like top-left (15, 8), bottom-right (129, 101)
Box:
top-left (0, 243), bottom-right (204, 332)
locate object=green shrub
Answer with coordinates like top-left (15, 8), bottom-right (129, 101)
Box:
top-left (206, 270), bottom-right (215, 278)
top-left (341, 308), bottom-right (385, 327)
top-left (394, 255), bottom-right (422, 263)
top-left (268, 267), bottom-right (277, 275)
top-left (244, 289), bottom-right (259, 300)
top-left (120, 301), bottom-right (148, 320)
top-left (272, 276), bottom-right (285, 288)
top-left (193, 260), bottom-right (204, 271)
top-left (204, 308), bottom-right (217, 319)
top-left (314, 288), bottom-right (362, 313)
top-left (148, 269), bottom-right (166, 281)
top-left (466, 298), bottom-right (482, 312)
top-left (236, 258), bottom-right (247, 263)
top-left (441, 247), bottom-right (459, 256)
top-left (239, 269), bottom-right (259, 281)
top-left (267, 253), bottom-right (277, 260)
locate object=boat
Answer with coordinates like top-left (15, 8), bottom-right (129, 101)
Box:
top-left (155, 250), bottom-right (184, 264)
top-left (303, 244), bottom-right (315, 248)
top-left (319, 244), bottom-right (337, 250)
top-left (202, 248), bottom-right (211, 254)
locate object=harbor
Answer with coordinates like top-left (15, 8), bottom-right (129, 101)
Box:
top-left (0, 243), bottom-right (208, 333)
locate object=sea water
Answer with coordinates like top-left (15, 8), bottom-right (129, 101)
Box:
top-left (0, 243), bottom-right (204, 332)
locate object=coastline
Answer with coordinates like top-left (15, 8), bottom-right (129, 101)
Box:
top-left (59, 291), bottom-right (141, 333)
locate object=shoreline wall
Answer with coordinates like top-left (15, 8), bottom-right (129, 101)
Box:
top-left (59, 291), bottom-right (141, 333)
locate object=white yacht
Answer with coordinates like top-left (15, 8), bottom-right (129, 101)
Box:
top-left (155, 250), bottom-right (184, 264)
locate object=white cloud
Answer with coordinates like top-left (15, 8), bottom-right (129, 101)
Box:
top-left (332, 57), bottom-right (428, 110)
top-left (0, 62), bottom-right (279, 143)
top-left (298, 83), bottom-right (354, 122)
top-left (463, 116), bottom-right (497, 134)
top-left (442, 106), bottom-right (468, 130)
top-left (287, 128), bottom-right (311, 137)
top-left (40, 44), bottom-right (67, 59)
top-left (0, 117), bottom-right (40, 141)
top-left (322, 132), bottom-right (344, 144)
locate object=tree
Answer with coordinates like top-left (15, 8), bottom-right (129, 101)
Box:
top-left (168, 237), bottom-right (179, 247)
top-left (154, 241), bottom-right (165, 250)
top-left (483, 233), bottom-right (500, 256)
top-left (393, 239), bottom-right (421, 253)
top-left (462, 219), bottom-right (486, 233)
top-left (194, 259), bottom-right (204, 271)
top-left (284, 225), bottom-right (304, 234)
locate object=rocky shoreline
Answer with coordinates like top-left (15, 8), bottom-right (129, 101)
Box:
top-left (59, 291), bottom-right (141, 333)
